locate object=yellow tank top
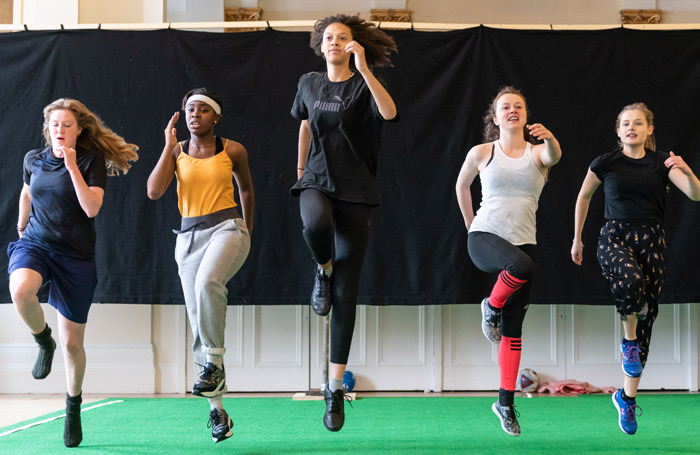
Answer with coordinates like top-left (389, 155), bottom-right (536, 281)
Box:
top-left (175, 138), bottom-right (237, 217)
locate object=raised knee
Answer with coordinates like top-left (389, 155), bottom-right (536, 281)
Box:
top-left (10, 281), bottom-right (38, 306)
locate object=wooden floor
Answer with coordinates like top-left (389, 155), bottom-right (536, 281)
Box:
top-left (0, 391), bottom-right (499, 428)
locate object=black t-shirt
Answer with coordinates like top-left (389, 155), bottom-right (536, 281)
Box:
top-left (290, 72), bottom-right (397, 205)
top-left (590, 149), bottom-right (670, 224)
top-left (21, 146), bottom-right (108, 261)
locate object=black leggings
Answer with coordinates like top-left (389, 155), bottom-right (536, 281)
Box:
top-left (299, 189), bottom-right (373, 364)
top-left (467, 231), bottom-right (536, 338)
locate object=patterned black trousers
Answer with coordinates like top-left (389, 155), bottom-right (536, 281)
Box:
top-left (597, 220), bottom-right (666, 366)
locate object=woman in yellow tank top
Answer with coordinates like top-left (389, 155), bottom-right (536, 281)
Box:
top-left (146, 88), bottom-right (254, 444)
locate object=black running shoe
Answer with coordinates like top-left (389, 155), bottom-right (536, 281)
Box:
top-left (193, 363), bottom-right (226, 398)
top-left (208, 408), bottom-right (233, 443)
top-left (492, 401), bottom-right (520, 436)
top-left (311, 267), bottom-right (332, 316)
top-left (323, 386), bottom-right (351, 432)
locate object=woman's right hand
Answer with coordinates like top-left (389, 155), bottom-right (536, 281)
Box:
top-left (165, 112), bottom-right (179, 147)
top-left (571, 242), bottom-right (583, 265)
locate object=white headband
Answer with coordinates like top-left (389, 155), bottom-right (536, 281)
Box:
top-left (186, 94), bottom-right (221, 115)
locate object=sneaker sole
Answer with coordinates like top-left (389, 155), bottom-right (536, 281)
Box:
top-left (611, 391), bottom-right (637, 435)
top-left (491, 402), bottom-right (519, 436)
top-left (193, 384), bottom-right (228, 398)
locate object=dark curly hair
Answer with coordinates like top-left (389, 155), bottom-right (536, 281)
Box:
top-left (181, 87), bottom-right (223, 113)
top-left (482, 86), bottom-right (537, 145)
top-left (310, 14), bottom-right (397, 69)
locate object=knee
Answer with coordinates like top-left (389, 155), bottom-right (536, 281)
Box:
top-left (194, 278), bottom-right (226, 302)
top-left (61, 337), bottom-right (84, 357)
top-left (510, 256), bottom-right (534, 281)
top-left (9, 280), bottom-right (38, 307)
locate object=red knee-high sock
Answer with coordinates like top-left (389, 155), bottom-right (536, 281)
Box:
top-left (499, 336), bottom-right (522, 391)
top-left (489, 271), bottom-right (527, 308)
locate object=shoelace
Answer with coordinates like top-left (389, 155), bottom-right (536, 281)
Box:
top-left (623, 344), bottom-right (641, 363)
top-left (317, 271), bottom-right (332, 297)
top-left (207, 409), bottom-right (226, 429)
top-left (623, 402), bottom-right (643, 421)
top-left (330, 390), bottom-right (354, 412)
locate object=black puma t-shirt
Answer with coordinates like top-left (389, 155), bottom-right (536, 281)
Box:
top-left (590, 149), bottom-right (670, 225)
top-left (290, 71), bottom-right (397, 205)
top-left (21, 146), bottom-right (107, 261)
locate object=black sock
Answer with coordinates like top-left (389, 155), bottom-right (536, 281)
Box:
top-left (499, 388), bottom-right (515, 407)
top-left (64, 392), bottom-right (83, 448)
top-left (32, 324), bottom-right (56, 380)
top-left (621, 390), bottom-right (635, 402)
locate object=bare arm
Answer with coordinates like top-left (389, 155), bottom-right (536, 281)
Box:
top-left (666, 152), bottom-right (700, 201)
top-left (571, 170), bottom-right (602, 265)
top-left (229, 142), bottom-right (255, 234)
top-left (147, 112), bottom-right (180, 200)
top-left (346, 41), bottom-right (397, 121)
top-left (455, 145), bottom-right (488, 230)
top-left (529, 123), bottom-right (562, 168)
top-left (297, 119), bottom-right (311, 180)
top-left (17, 183), bottom-right (32, 237)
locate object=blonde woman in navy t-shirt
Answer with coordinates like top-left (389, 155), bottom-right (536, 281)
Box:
top-left (291, 14), bottom-right (397, 432)
top-left (8, 98), bottom-right (138, 447)
top-left (572, 102), bottom-right (700, 435)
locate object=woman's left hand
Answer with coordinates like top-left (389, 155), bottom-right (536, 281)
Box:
top-left (345, 40), bottom-right (368, 72)
top-left (527, 123), bottom-right (554, 141)
top-left (665, 151), bottom-right (692, 175)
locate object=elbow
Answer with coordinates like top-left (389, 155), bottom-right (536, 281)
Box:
top-left (146, 185), bottom-right (163, 200)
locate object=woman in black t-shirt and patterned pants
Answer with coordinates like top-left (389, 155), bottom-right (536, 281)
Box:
top-left (7, 99), bottom-right (138, 447)
top-left (572, 103), bottom-right (700, 435)
top-left (290, 14), bottom-right (398, 432)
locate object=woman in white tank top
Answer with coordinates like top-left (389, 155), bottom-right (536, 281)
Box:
top-left (455, 86), bottom-right (561, 436)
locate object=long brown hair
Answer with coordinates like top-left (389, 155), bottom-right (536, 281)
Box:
top-left (310, 14), bottom-right (397, 69)
top-left (43, 99), bottom-right (139, 176)
top-left (615, 102), bottom-right (656, 151)
top-left (482, 86), bottom-right (537, 145)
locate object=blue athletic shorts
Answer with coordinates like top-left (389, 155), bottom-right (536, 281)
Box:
top-left (7, 240), bottom-right (97, 324)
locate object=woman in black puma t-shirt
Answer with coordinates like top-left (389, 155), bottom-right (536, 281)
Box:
top-left (290, 14), bottom-right (398, 432)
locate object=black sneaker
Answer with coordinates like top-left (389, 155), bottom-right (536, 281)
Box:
top-left (193, 363), bottom-right (226, 398)
top-left (311, 267), bottom-right (332, 316)
top-left (323, 386), bottom-right (351, 431)
top-left (491, 401), bottom-right (521, 436)
top-left (208, 408), bottom-right (233, 443)
top-left (481, 298), bottom-right (502, 343)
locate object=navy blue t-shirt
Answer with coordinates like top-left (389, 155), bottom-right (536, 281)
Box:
top-left (590, 149), bottom-right (670, 225)
top-left (21, 146), bottom-right (107, 261)
top-left (290, 72), bottom-right (397, 205)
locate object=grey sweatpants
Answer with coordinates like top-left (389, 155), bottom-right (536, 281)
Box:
top-left (175, 217), bottom-right (250, 368)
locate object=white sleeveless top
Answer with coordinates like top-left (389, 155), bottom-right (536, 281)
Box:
top-left (469, 141), bottom-right (545, 245)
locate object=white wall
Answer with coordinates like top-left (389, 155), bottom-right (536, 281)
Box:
top-left (1, 303), bottom-right (698, 393)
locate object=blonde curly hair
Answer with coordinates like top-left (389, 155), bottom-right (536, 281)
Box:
top-left (43, 98), bottom-right (139, 175)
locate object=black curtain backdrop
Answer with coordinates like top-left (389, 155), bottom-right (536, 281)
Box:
top-left (1, 27), bottom-right (699, 306)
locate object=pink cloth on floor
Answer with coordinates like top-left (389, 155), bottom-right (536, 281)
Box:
top-left (537, 380), bottom-right (616, 394)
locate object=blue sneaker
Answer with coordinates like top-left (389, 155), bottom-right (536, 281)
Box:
top-left (620, 339), bottom-right (643, 378)
top-left (612, 390), bottom-right (642, 435)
